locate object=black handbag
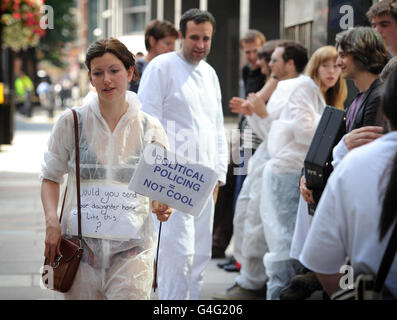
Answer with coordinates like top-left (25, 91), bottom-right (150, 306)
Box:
top-left (42, 109), bottom-right (83, 293)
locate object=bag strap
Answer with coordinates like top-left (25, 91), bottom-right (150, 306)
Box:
top-left (58, 187), bottom-right (67, 223)
top-left (58, 109), bottom-right (82, 241)
top-left (375, 218), bottom-right (397, 292)
top-left (71, 109), bottom-right (83, 241)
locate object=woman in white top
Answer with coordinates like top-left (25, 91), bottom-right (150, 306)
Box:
top-left (300, 67), bottom-right (397, 299)
top-left (290, 46), bottom-right (347, 261)
top-left (275, 46), bottom-right (347, 299)
top-left (41, 38), bottom-right (172, 299)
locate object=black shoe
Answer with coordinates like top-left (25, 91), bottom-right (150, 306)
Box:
top-left (217, 257), bottom-right (235, 269)
top-left (223, 262), bottom-right (240, 272)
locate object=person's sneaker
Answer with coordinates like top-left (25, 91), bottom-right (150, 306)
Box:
top-left (223, 263), bottom-right (240, 272)
top-left (223, 259), bottom-right (241, 272)
top-left (216, 256), bottom-right (235, 269)
top-left (212, 283), bottom-right (266, 300)
top-left (279, 271), bottom-right (323, 300)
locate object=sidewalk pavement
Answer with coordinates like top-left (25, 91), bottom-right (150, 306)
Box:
top-left (0, 110), bottom-right (239, 300)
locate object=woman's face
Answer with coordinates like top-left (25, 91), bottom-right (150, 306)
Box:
top-left (317, 58), bottom-right (341, 91)
top-left (88, 52), bottom-right (133, 103)
top-left (258, 57), bottom-right (270, 76)
top-left (151, 35), bottom-right (177, 55)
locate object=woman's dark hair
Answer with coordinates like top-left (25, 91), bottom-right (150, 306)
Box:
top-left (145, 19), bottom-right (178, 51)
top-left (379, 67), bottom-right (397, 241)
top-left (278, 41), bottom-right (308, 74)
top-left (85, 38), bottom-right (139, 81)
top-left (335, 27), bottom-right (389, 75)
top-left (258, 40), bottom-right (282, 63)
top-left (179, 8), bottom-right (216, 38)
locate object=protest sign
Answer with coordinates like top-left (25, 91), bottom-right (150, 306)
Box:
top-left (128, 143), bottom-right (218, 217)
top-left (70, 184), bottom-right (147, 240)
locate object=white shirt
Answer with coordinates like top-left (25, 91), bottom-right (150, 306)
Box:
top-left (331, 135), bottom-right (349, 168)
top-left (247, 75), bottom-right (325, 173)
top-left (300, 132), bottom-right (397, 297)
top-left (138, 51), bottom-right (228, 184)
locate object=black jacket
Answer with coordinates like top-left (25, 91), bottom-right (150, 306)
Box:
top-left (349, 78), bottom-right (383, 131)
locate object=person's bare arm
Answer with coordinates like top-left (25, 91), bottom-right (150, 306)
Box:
top-left (245, 93), bottom-right (268, 118)
top-left (152, 200), bottom-right (173, 222)
top-left (256, 75), bottom-right (279, 103)
top-left (344, 126), bottom-right (383, 150)
top-left (242, 75), bottom-right (279, 118)
top-left (229, 97), bottom-right (253, 115)
top-left (300, 175), bottom-right (314, 204)
top-left (41, 179), bottom-right (62, 265)
top-left (315, 272), bottom-right (343, 298)
top-left (213, 181), bottom-right (221, 204)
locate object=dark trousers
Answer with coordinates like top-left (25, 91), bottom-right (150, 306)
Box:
top-left (212, 161), bottom-right (237, 255)
top-left (212, 149), bottom-right (255, 255)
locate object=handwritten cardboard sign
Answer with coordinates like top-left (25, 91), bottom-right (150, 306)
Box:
top-left (70, 184), bottom-right (148, 240)
top-left (128, 143), bottom-right (218, 217)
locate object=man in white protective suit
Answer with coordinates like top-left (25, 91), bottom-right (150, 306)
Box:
top-left (137, 8), bottom-right (228, 300)
top-left (251, 42), bottom-right (328, 300)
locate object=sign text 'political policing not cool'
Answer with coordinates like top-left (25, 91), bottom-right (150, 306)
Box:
top-left (128, 143), bottom-right (218, 217)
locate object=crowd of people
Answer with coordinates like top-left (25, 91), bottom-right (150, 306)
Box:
top-left (213, 0), bottom-right (397, 300)
top-left (40, 0), bottom-right (397, 300)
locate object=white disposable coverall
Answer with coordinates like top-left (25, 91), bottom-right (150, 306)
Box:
top-left (300, 132), bottom-right (397, 298)
top-left (40, 91), bottom-right (168, 299)
top-left (247, 75), bottom-right (326, 299)
top-left (233, 142), bottom-right (270, 290)
top-left (290, 194), bottom-right (313, 260)
top-left (138, 51), bottom-right (228, 299)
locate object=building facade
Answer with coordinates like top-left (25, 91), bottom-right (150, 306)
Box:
top-left (88, 0), bottom-right (380, 115)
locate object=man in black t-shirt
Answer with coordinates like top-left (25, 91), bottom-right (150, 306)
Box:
top-left (236, 30), bottom-right (266, 199)
top-left (212, 29), bottom-right (266, 265)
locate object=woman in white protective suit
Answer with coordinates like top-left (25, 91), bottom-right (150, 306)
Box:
top-left (279, 46), bottom-right (347, 299)
top-left (40, 38), bottom-right (172, 300)
top-left (244, 44), bottom-right (347, 300)
top-left (289, 46), bottom-right (347, 261)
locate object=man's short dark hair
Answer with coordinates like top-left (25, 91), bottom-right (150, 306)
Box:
top-left (144, 19), bottom-right (178, 51)
top-left (367, 0), bottom-right (397, 23)
top-left (179, 8), bottom-right (216, 38)
top-left (278, 41), bottom-right (308, 74)
top-left (335, 27), bottom-right (389, 75)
